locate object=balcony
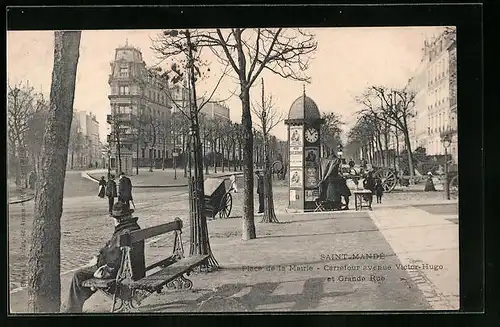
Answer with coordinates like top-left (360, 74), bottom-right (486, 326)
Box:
top-left (107, 113), bottom-right (136, 124)
top-left (107, 133), bottom-right (138, 145)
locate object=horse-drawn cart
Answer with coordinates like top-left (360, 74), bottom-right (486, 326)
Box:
top-left (204, 178), bottom-right (233, 219)
top-left (339, 164), bottom-right (399, 193)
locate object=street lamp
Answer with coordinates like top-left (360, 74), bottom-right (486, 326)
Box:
top-left (442, 135), bottom-right (451, 200)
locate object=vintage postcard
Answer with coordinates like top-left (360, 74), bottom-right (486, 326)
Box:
top-left (8, 23), bottom-right (460, 313)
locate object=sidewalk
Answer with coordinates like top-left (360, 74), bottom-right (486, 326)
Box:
top-left (368, 207), bottom-right (459, 310)
top-left (10, 206), bottom-right (457, 313)
top-left (85, 168), bottom-right (244, 188)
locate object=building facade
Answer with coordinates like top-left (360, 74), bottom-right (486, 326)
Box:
top-left (199, 101), bottom-right (231, 121)
top-left (107, 44), bottom-right (172, 174)
top-left (406, 28), bottom-right (457, 164)
top-left (67, 110), bottom-right (100, 169)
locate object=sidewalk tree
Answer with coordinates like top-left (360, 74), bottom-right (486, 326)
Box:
top-left (8, 82), bottom-right (39, 186)
top-left (251, 78), bottom-right (284, 223)
top-left (320, 112), bottom-right (344, 158)
top-left (356, 86), bottom-right (417, 179)
top-left (151, 29), bottom-right (233, 270)
top-left (24, 94), bottom-right (49, 175)
top-left (195, 28), bottom-right (317, 240)
top-left (28, 30), bottom-right (81, 313)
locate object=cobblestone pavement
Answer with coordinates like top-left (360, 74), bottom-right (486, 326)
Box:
top-left (8, 173), bottom-right (456, 294)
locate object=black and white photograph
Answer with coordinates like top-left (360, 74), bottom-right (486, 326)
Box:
top-left (7, 9), bottom-right (469, 314)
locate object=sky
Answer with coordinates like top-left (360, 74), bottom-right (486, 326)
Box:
top-left (7, 27), bottom-right (445, 142)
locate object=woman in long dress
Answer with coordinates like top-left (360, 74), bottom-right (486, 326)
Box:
top-left (319, 154), bottom-right (342, 210)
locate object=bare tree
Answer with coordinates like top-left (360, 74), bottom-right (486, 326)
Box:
top-left (251, 78), bottom-right (284, 223)
top-left (27, 31), bottom-right (81, 313)
top-left (8, 82), bottom-right (39, 186)
top-left (151, 29), bottom-right (236, 269)
top-left (194, 28), bottom-right (317, 240)
top-left (320, 112), bottom-right (344, 158)
top-left (356, 86), bottom-right (417, 180)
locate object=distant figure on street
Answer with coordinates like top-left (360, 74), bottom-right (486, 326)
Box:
top-left (339, 176), bottom-right (351, 210)
top-left (375, 178), bottom-right (384, 204)
top-left (62, 202), bottom-right (145, 313)
top-left (105, 175), bottom-right (117, 215)
top-left (424, 172), bottom-right (436, 192)
top-left (256, 171), bottom-right (264, 214)
top-left (230, 174), bottom-right (238, 193)
top-left (363, 170), bottom-right (375, 209)
top-left (118, 172), bottom-right (133, 208)
top-left (98, 177), bottom-right (106, 198)
top-left (348, 158), bottom-right (355, 168)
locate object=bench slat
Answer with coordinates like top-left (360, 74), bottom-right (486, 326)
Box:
top-left (82, 278), bottom-right (115, 288)
top-left (120, 219), bottom-right (182, 246)
top-left (145, 255), bottom-right (178, 272)
top-left (131, 255), bottom-right (209, 291)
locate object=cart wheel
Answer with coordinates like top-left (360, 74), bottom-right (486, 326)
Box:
top-left (218, 192), bottom-right (233, 219)
top-left (375, 168), bottom-right (397, 193)
top-left (449, 175), bottom-right (459, 198)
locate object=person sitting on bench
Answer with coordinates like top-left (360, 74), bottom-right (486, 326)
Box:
top-left (62, 202), bottom-right (145, 313)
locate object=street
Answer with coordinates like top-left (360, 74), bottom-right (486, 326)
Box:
top-left (9, 171), bottom-right (458, 312)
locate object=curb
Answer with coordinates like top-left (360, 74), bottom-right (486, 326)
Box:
top-left (9, 195), bottom-right (35, 205)
top-left (83, 171), bottom-right (244, 189)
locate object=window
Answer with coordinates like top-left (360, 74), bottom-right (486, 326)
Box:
top-left (119, 85), bottom-right (130, 95)
top-left (119, 66), bottom-right (129, 77)
top-left (154, 150), bottom-right (157, 158)
top-left (141, 148), bottom-right (145, 158)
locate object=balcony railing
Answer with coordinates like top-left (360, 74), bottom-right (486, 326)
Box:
top-left (107, 113), bottom-right (136, 124)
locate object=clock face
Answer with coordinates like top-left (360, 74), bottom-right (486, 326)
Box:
top-left (305, 127), bottom-right (319, 143)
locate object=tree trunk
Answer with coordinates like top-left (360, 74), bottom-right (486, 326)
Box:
top-left (240, 87), bottom-right (256, 240)
top-left (221, 143), bottom-right (225, 173)
top-left (212, 138), bottom-right (217, 173)
top-left (136, 141), bottom-right (139, 175)
top-left (238, 142), bottom-right (242, 171)
top-left (70, 151), bottom-right (74, 169)
top-left (28, 31), bottom-right (81, 313)
top-left (261, 136), bottom-right (278, 223)
top-left (403, 130), bottom-right (415, 181)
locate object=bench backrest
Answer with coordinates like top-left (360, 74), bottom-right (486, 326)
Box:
top-left (119, 218), bottom-right (183, 247)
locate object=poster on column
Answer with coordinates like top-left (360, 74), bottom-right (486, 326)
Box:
top-left (289, 126), bottom-right (303, 147)
top-left (289, 169), bottom-right (303, 187)
top-left (305, 167), bottom-right (319, 188)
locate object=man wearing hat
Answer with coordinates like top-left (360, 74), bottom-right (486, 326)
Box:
top-left (118, 172), bottom-right (133, 209)
top-left (62, 202), bottom-right (146, 313)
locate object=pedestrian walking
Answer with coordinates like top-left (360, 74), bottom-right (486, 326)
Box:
top-left (230, 174), bottom-right (238, 193)
top-left (363, 170), bottom-right (375, 209)
top-left (424, 172), bottom-right (436, 192)
top-left (339, 176), bottom-right (351, 210)
top-left (256, 171), bottom-right (264, 213)
top-left (105, 175), bottom-right (117, 215)
top-left (118, 172), bottom-right (133, 209)
top-left (375, 178), bottom-right (384, 204)
top-left (62, 202), bottom-right (145, 313)
top-left (98, 176), bottom-right (106, 198)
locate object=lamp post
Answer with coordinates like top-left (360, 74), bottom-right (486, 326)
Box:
top-left (442, 135), bottom-right (451, 200)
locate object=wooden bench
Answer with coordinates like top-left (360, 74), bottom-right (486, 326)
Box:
top-left (82, 218), bottom-right (209, 312)
top-left (353, 189), bottom-right (373, 211)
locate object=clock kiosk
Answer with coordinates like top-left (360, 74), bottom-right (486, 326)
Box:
top-left (284, 90), bottom-right (325, 212)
